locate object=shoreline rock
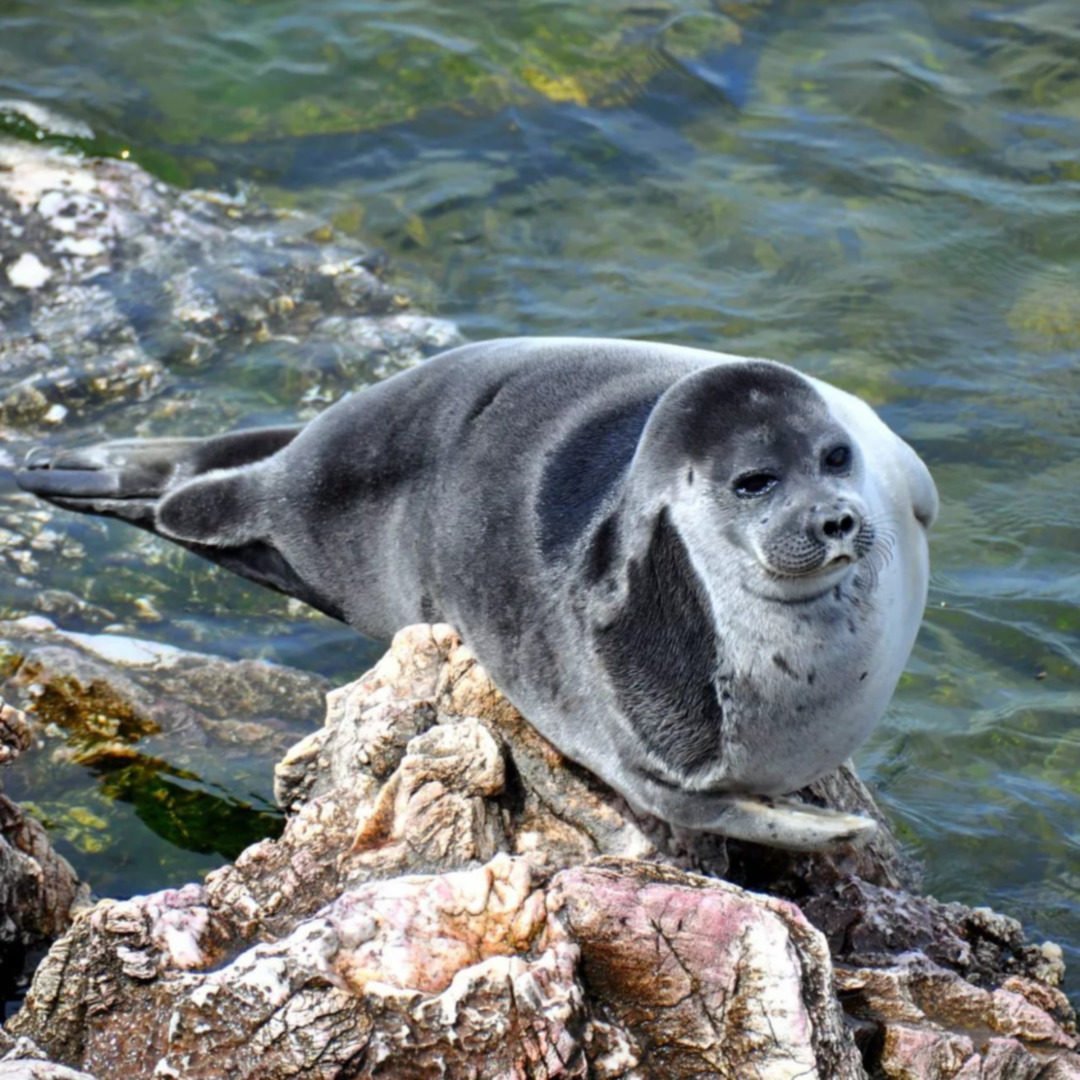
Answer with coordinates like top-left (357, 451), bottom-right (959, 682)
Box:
top-left (0, 126), bottom-right (462, 437)
top-left (0, 615), bottom-right (330, 764)
top-left (4, 625), bottom-right (1077, 1078)
top-left (0, 614), bottom-right (336, 922)
top-left (0, 696), bottom-right (88, 1007)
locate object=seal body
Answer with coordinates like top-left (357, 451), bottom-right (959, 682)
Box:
top-left (18, 338), bottom-right (937, 848)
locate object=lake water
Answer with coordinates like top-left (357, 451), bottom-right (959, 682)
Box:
top-left (1, 0), bottom-right (1077, 1001)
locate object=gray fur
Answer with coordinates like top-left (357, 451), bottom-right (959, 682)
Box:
top-left (17, 337), bottom-right (937, 850)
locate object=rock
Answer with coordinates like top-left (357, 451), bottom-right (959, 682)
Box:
top-left (0, 615), bottom-right (334, 903)
top-left (0, 101), bottom-right (94, 142)
top-left (0, 698), bottom-right (31, 766)
top-left (0, 695), bottom-right (87, 1003)
top-left (0, 1032), bottom-right (99, 1079)
top-left (547, 860), bottom-right (863, 1078)
top-left (0, 1036), bottom-right (100, 1080)
top-left (0, 615), bottom-right (329, 761)
top-left (6, 624), bottom-right (1079, 1078)
top-left (0, 1061), bottom-right (99, 1080)
top-left (838, 960), bottom-right (1080, 1079)
top-left (0, 128), bottom-right (462, 434)
top-left (800, 875), bottom-right (1071, 996)
top-left (5, 254), bottom-right (52, 291)
top-left (7, 851), bottom-right (863, 1079)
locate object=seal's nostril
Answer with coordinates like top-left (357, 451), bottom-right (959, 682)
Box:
top-left (819, 509), bottom-right (859, 541)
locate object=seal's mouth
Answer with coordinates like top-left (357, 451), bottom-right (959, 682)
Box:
top-left (754, 517), bottom-right (877, 581)
top-left (762, 552), bottom-right (855, 581)
top-left (741, 514), bottom-right (886, 603)
top-left (745, 554), bottom-right (856, 604)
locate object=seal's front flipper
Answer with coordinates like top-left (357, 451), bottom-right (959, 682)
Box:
top-left (701, 794), bottom-right (877, 852)
top-left (635, 774), bottom-right (878, 851)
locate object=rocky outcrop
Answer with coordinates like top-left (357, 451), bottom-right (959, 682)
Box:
top-left (0, 123), bottom-right (461, 435)
top-left (5, 625), bottom-right (1078, 1079)
top-left (0, 1030), bottom-right (98, 1079)
top-left (0, 695), bottom-right (87, 1001)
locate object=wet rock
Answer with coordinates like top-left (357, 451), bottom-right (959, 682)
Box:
top-left (0, 696), bottom-right (87, 997)
top-left (0, 101), bottom-right (94, 142)
top-left (0, 128), bottom-right (462, 433)
top-left (0, 615), bottom-right (329, 760)
top-left (0, 615), bottom-right (331, 878)
top-left (0, 698), bottom-right (31, 766)
top-left (801, 875), bottom-right (1072, 997)
top-left (5, 625), bottom-right (1079, 1078)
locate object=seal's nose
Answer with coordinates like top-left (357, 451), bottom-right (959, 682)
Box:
top-left (810, 503), bottom-right (861, 544)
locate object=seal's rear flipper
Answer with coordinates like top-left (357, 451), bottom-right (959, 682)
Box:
top-left (703, 794), bottom-right (877, 851)
top-left (16, 427), bottom-right (302, 527)
top-left (14, 425), bottom-right (344, 619)
top-left (18, 439), bottom-right (195, 526)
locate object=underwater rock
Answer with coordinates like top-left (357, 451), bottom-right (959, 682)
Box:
top-left (0, 129), bottom-right (461, 432)
top-left (0, 615), bottom-right (331, 897)
top-left (5, 624), bottom-right (1078, 1078)
top-left (0, 615), bottom-right (329, 760)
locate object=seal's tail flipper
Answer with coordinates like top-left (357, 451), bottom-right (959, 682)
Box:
top-left (16, 426), bottom-right (302, 528)
top-left (13, 424), bottom-right (343, 620)
top-left (18, 438), bottom-right (198, 527)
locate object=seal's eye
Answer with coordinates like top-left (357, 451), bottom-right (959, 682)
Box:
top-left (823, 445), bottom-right (852, 472)
top-left (733, 471), bottom-right (779, 498)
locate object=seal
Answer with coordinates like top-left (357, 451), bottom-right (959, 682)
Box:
top-left (17, 338), bottom-right (937, 850)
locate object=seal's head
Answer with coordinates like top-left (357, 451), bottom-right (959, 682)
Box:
top-left (638, 359), bottom-right (880, 606)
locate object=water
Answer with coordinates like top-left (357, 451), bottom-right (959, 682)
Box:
top-left (0, 0), bottom-right (1077, 999)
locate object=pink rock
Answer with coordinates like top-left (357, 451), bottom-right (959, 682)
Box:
top-left (547, 860), bottom-right (864, 1078)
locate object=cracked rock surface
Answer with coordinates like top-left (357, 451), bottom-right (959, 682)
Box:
top-left (4, 624), bottom-right (1078, 1078)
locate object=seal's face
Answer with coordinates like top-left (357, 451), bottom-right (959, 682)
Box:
top-left (717, 424), bottom-right (875, 603)
top-left (653, 361), bottom-right (878, 605)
